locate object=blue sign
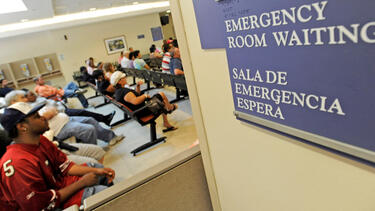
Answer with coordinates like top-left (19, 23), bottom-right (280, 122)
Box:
top-left (193, 0), bottom-right (375, 163)
top-left (151, 27), bottom-right (163, 41)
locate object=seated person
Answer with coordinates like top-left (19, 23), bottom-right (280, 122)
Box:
top-left (161, 43), bottom-right (172, 74)
top-left (118, 51), bottom-right (124, 64)
top-left (92, 69), bottom-right (115, 96)
top-left (0, 102), bottom-right (115, 210)
top-left (133, 51), bottom-right (151, 70)
top-left (0, 79), bottom-right (13, 98)
top-left (80, 66), bottom-right (96, 84)
top-left (111, 71), bottom-right (178, 132)
top-left (169, 48), bottom-right (184, 75)
top-left (128, 51), bottom-right (135, 69)
top-left (34, 75), bottom-right (89, 108)
top-left (86, 57), bottom-right (96, 75)
top-left (103, 62), bottom-right (116, 80)
top-left (6, 90), bottom-right (124, 146)
top-left (120, 51), bottom-right (132, 68)
top-left (149, 44), bottom-right (163, 59)
top-left (25, 90), bottom-right (115, 126)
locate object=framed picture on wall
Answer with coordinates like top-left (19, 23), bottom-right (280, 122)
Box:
top-left (104, 36), bottom-right (127, 54)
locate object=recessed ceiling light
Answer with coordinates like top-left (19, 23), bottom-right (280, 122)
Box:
top-left (166, 10), bottom-right (171, 13)
top-left (0, 0), bottom-right (28, 14)
top-left (133, 2), bottom-right (139, 5)
top-left (20, 19), bottom-right (29, 22)
top-left (89, 8), bottom-right (97, 11)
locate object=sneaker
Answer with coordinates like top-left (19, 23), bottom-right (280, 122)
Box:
top-left (108, 135), bottom-right (125, 146)
top-left (75, 88), bottom-right (88, 94)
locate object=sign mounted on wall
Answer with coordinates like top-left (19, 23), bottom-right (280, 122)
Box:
top-left (192, 0), bottom-right (375, 163)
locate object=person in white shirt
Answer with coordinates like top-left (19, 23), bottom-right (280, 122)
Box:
top-left (120, 51), bottom-right (132, 68)
top-left (86, 57), bottom-right (96, 75)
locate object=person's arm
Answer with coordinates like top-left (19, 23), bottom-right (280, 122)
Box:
top-left (174, 68), bottom-right (184, 75)
top-left (39, 106), bottom-right (58, 120)
top-left (106, 84), bottom-right (116, 93)
top-left (68, 164), bottom-right (115, 184)
top-left (58, 172), bottom-right (98, 202)
top-left (144, 64), bottom-right (151, 70)
top-left (135, 81), bottom-right (144, 94)
top-left (124, 92), bottom-right (148, 105)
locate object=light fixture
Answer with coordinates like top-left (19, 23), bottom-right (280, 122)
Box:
top-left (133, 2), bottom-right (139, 5)
top-left (20, 19), bottom-right (29, 22)
top-left (0, 1), bottom-right (170, 34)
top-left (0, 0), bottom-right (28, 14)
top-left (166, 10), bottom-right (171, 13)
top-left (89, 8), bottom-right (97, 11)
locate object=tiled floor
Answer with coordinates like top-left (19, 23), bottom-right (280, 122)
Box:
top-left (67, 82), bottom-right (197, 183)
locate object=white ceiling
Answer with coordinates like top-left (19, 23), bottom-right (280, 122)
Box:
top-left (0, 0), bottom-right (162, 26)
top-left (53, 0), bottom-right (158, 15)
top-left (0, 0), bottom-right (54, 25)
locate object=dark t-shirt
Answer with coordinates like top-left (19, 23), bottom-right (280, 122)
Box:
top-left (114, 87), bottom-right (145, 111)
top-left (97, 80), bottom-right (111, 95)
top-left (169, 58), bottom-right (183, 75)
top-left (0, 87), bottom-right (13, 97)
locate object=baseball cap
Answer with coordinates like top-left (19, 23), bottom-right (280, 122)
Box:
top-left (0, 102), bottom-right (45, 132)
top-left (110, 71), bottom-right (126, 86)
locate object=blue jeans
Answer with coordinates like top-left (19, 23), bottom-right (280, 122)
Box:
top-left (64, 82), bottom-right (88, 108)
top-left (55, 116), bottom-right (116, 145)
top-left (81, 163), bottom-right (111, 203)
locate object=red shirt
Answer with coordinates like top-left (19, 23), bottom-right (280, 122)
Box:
top-left (34, 85), bottom-right (65, 100)
top-left (0, 136), bottom-right (84, 210)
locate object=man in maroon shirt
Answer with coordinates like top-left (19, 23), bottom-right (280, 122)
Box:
top-left (0, 102), bottom-right (115, 210)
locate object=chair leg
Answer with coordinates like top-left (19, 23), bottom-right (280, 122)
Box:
top-left (131, 122), bottom-right (166, 156)
top-left (110, 112), bottom-right (130, 128)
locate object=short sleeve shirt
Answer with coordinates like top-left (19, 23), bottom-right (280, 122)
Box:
top-left (0, 136), bottom-right (83, 210)
top-left (133, 59), bottom-right (147, 70)
top-left (169, 58), bottom-right (183, 75)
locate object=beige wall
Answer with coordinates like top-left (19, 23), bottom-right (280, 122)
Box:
top-left (0, 13), bottom-right (164, 83)
top-left (172, 0), bottom-right (375, 211)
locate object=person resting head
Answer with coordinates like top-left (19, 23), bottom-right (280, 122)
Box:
top-left (92, 69), bottom-right (115, 95)
top-left (4, 90), bottom-right (27, 106)
top-left (110, 71), bottom-right (178, 132)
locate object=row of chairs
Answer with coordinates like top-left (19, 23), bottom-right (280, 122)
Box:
top-left (84, 81), bottom-right (167, 156)
top-left (121, 68), bottom-right (188, 103)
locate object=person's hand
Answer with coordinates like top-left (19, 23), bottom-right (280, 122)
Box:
top-left (95, 168), bottom-right (116, 184)
top-left (80, 172), bottom-right (99, 187)
top-left (144, 94), bottom-right (150, 99)
top-left (137, 81), bottom-right (144, 86)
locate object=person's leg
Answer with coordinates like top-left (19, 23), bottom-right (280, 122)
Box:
top-left (63, 82), bottom-right (78, 97)
top-left (65, 108), bottom-right (114, 125)
top-left (73, 116), bottom-right (116, 142)
top-left (157, 92), bottom-right (177, 111)
top-left (66, 154), bottom-right (99, 165)
top-left (76, 93), bottom-right (89, 108)
top-left (68, 143), bottom-right (106, 162)
top-left (162, 114), bottom-right (173, 128)
top-left (56, 118), bottom-right (98, 145)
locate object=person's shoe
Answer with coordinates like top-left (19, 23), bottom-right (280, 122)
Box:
top-left (104, 111), bottom-right (116, 126)
top-left (74, 88), bottom-right (87, 94)
top-left (109, 135), bottom-right (125, 146)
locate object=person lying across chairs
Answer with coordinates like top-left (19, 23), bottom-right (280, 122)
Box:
top-left (25, 90), bottom-right (115, 126)
top-left (0, 102), bottom-right (115, 210)
top-left (34, 75), bottom-right (89, 108)
top-left (110, 71), bottom-right (178, 132)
